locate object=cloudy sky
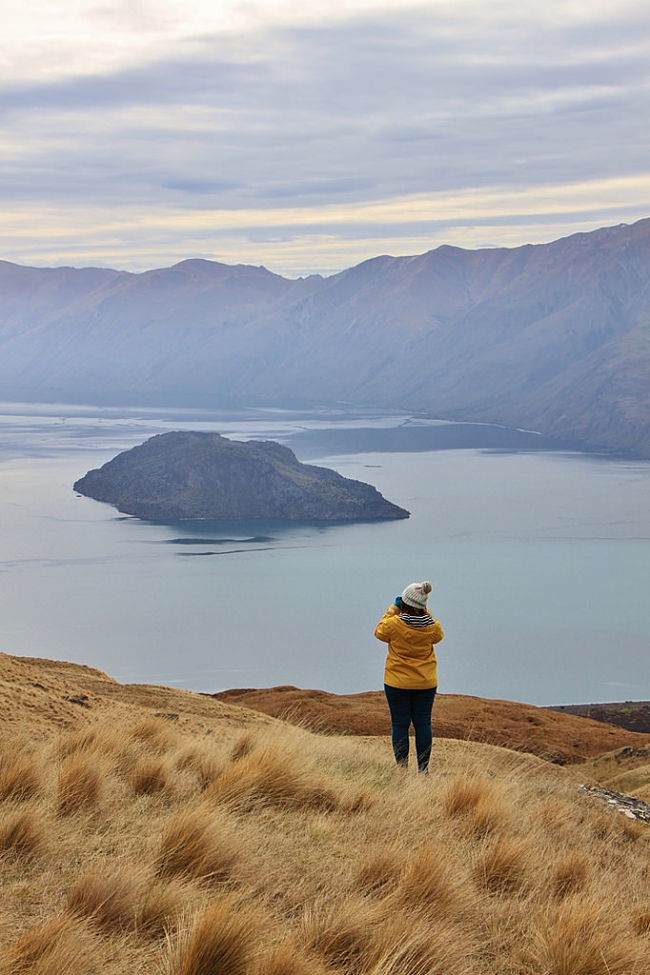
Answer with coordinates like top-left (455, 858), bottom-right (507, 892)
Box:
top-left (2, 0), bottom-right (649, 276)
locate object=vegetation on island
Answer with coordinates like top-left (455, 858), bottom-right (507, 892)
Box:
top-left (73, 432), bottom-right (409, 522)
top-left (1, 651), bottom-right (649, 974)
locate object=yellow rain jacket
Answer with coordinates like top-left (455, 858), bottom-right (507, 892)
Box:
top-left (374, 604), bottom-right (444, 689)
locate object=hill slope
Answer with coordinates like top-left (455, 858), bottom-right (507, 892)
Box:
top-left (1, 651), bottom-right (650, 975)
top-left (212, 686), bottom-right (650, 766)
top-left (1, 219), bottom-right (650, 455)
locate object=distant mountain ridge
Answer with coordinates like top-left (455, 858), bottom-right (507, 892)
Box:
top-left (1, 218), bottom-right (649, 456)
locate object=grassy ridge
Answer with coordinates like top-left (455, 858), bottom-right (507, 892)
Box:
top-left (1, 652), bottom-right (649, 974)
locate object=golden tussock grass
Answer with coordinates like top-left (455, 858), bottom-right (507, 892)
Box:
top-left (474, 835), bottom-right (531, 894)
top-left (354, 848), bottom-right (402, 896)
top-left (66, 864), bottom-right (144, 932)
top-left (0, 803), bottom-right (48, 861)
top-left (0, 914), bottom-right (103, 975)
top-left (127, 756), bottom-right (175, 796)
top-left (254, 941), bottom-right (326, 975)
top-left (360, 919), bottom-right (478, 975)
top-left (297, 896), bottom-right (385, 972)
top-left (165, 898), bottom-right (258, 975)
top-left (136, 877), bottom-right (192, 937)
top-left (130, 716), bottom-right (180, 754)
top-left (156, 804), bottom-right (242, 885)
top-left (1, 654), bottom-right (650, 975)
top-left (549, 849), bottom-right (592, 897)
top-left (208, 735), bottom-right (338, 812)
top-left (523, 895), bottom-right (648, 975)
top-left (0, 746), bottom-right (43, 802)
top-left (443, 773), bottom-right (511, 838)
top-left (56, 752), bottom-right (106, 815)
top-left (395, 841), bottom-right (474, 918)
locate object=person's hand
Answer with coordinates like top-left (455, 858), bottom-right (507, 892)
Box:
top-left (394, 596), bottom-right (402, 607)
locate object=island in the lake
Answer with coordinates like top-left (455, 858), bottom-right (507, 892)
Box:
top-left (73, 431), bottom-right (410, 522)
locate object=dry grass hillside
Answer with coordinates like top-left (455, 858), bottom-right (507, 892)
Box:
top-left (1, 651), bottom-right (649, 975)
top-left (213, 686), bottom-right (650, 765)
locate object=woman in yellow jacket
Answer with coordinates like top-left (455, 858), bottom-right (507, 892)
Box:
top-left (374, 581), bottom-right (444, 773)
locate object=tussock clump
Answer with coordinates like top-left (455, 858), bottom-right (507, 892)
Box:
top-left (396, 842), bottom-right (473, 918)
top-left (66, 865), bottom-right (143, 932)
top-left (209, 739), bottom-right (338, 812)
top-left (298, 898), bottom-right (382, 972)
top-left (0, 747), bottom-right (43, 801)
top-left (137, 878), bottom-right (192, 938)
top-left (56, 720), bottom-right (130, 761)
top-left (128, 756), bottom-right (175, 796)
top-left (130, 717), bottom-right (179, 754)
top-left (230, 733), bottom-right (256, 762)
top-left (355, 850), bottom-right (402, 896)
top-left (166, 898), bottom-right (257, 975)
top-left (175, 746), bottom-right (226, 791)
top-left (156, 804), bottom-right (242, 885)
top-left (256, 942), bottom-right (327, 975)
top-left (3, 914), bottom-right (102, 975)
top-left (0, 804), bottom-right (47, 860)
top-left (475, 836), bottom-right (530, 894)
top-left (524, 896), bottom-right (646, 975)
top-left (361, 918), bottom-right (477, 975)
top-left (632, 909), bottom-right (650, 935)
top-left (549, 850), bottom-right (591, 897)
top-left (57, 752), bottom-right (105, 815)
top-left (442, 774), bottom-right (509, 838)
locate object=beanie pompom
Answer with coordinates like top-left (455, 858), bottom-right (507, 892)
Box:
top-left (420, 581), bottom-right (432, 596)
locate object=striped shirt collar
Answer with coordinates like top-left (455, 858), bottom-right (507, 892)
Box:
top-left (399, 611), bottom-right (435, 628)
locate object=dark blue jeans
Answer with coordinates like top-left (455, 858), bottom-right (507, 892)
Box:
top-left (384, 684), bottom-right (437, 772)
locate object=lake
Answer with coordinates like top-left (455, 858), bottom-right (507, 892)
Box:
top-left (0, 401), bottom-right (648, 706)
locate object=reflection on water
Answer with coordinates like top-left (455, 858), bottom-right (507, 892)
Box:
top-left (0, 402), bottom-right (648, 707)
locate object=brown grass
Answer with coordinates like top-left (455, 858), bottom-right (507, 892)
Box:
top-left (298, 897), bottom-right (383, 971)
top-left (524, 896), bottom-right (647, 974)
top-left (354, 850), bottom-right (402, 896)
top-left (1, 914), bottom-right (103, 975)
top-left (208, 737), bottom-right (338, 812)
top-left (128, 756), bottom-right (175, 796)
top-left (474, 836), bottom-right (530, 894)
top-left (66, 865), bottom-right (143, 932)
top-left (0, 804), bottom-right (47, 861)
top-left (136, 878), bottom-right (191, 937)
top-left (57, 752), bottom-right (105, 815)
top-left (255, 942), bottom-right (325, 975)
top-left (549, 850), bottom-right (592, 897)
top-left (156, 804), bottom-right (242, 885)
top-left (1, 652), bottom-right (650, 975)
top-left (361, 919), bottom-right (478, 975)
top-left (396, 842), bottom-right (471, 918)
top-left (0, 747), bottom-right (42, 801)
top-left (165, 898), bottom-right (258, 975)
top-left (443, 773), bottom-right (510, 837)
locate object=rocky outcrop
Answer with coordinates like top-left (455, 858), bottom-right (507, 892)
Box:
top-left (579, 785), bottom-right (650, 823)
top-left (73, 431), bottom-right (409, 522)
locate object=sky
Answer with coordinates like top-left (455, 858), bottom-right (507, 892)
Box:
top-left (1, 0), bottom-right (650, 277)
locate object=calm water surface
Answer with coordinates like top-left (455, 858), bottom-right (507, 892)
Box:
top-left (0, 402), bottom-right (648, 706)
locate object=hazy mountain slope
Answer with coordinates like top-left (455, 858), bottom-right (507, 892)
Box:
top-left (1, 220), bottom-right (649, 454)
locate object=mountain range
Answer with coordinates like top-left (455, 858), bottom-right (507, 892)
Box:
top-left (1, 218), bottom-right (649, 456)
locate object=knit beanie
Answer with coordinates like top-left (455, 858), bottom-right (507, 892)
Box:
top-left (401, 581), bottom-right (432, 609)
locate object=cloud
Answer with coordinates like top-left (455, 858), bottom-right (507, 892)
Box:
top-left (0, 1), bottom-right (649, 272)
